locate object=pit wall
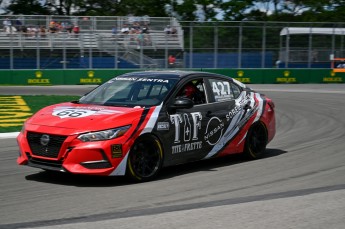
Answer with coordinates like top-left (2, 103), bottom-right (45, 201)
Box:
top-left (0, 69), bottom-right (343, 85)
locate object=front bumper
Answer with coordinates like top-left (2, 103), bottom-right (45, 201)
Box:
top-left (17, 130), bottom-right (130, 176)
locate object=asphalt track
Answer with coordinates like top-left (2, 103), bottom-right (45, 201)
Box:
top-left (1, 84), bottom-right (345, 229)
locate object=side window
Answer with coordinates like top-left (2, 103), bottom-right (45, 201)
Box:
top-left (209, 78), bottom-right (241, 102)
top-left (176, 79), bottom-right (206, 105)
top-left (231, 83), bottom-right (241, 99)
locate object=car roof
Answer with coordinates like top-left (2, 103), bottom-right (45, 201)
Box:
top-left (119, 70), bottom-right (226, 80)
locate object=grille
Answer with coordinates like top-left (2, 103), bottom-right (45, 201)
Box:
top-left (27, 132), bottom-right (67, 158)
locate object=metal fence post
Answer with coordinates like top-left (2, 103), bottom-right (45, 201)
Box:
top-left (238, 24), bottom-right (242, 68)
top-left (214, 25), bottom-right (218, 68)
top-left (36, 35), bottom-right (40, 69)
top-left (261, 23), bottom-right (267, 68)
top-left (189, 24), bottom-right (193, 68)
top-left (285, 28), bottom-right (290, 68)
top-left (308, 27), bottom-right (312, 68)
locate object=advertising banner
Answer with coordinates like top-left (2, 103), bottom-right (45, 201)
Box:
top-left (0, 69), bottom-right (343, 85)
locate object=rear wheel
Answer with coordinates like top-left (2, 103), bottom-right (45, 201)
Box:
top-left (243, 122), bottom-right (268, 159)
top-left (127, 135), bottom-right (163, 182)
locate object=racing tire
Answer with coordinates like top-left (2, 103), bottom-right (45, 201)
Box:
top-left (243, 122), bottom-right (268, 160)
top-left (127, 135), bottom-right (163, 182)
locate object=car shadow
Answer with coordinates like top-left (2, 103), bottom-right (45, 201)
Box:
top-left (25, 171), bottom-right (132, 187)
top-left (157, 148), bottom-right (287, 180)
top-left (25, 148), bottom-right (287, 187)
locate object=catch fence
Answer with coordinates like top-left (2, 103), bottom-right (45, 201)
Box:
top-left (0, 15), bottom-right (344, 69)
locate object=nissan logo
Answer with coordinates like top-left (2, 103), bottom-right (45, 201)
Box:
top-left (40, 134), bottom-right (50, 146)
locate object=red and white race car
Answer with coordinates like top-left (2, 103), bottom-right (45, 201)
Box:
top-left (17, 71), bottom-right (275, 181)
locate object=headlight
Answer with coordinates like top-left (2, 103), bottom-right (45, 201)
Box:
top-left (78, 125), bottom-right (131, 142)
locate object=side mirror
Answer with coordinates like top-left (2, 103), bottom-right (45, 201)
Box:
top-left (169, 97), bottom-right (194, 110)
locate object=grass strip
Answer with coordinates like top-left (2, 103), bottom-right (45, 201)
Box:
top-left (0, 95), bottom-right (80, 133)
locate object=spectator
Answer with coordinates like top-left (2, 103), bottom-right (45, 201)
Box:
top-left (136, 31), bottom-right (144, 49)
top-left (21, 25), bottom-right (28, 35)
top-left (14, 19), bottom-right (22, 31)
top-left (55, 22), bottom-right (62, 32)
top-left (171, 26), bottom-right (178, 37)
top-left (65, 22), bottom-right (73, 34)
top-left (49, 21), bottom-right (57, 33)
top-left (131, 22), bottom-right (141, 32)
top-left (40, 26), bottom-right (46, 38)
top-left (121, 24), bottom-right (130, 34)
top-left (168, 55), bottom-right (176, 68)
top-left (72, 25), bottom-right (80, 37)
top-left (3, 18), bottom-right (14, 33)
top-left (27, 26), bottom-right (38, 38)
top-left (112, 26), bottom-right (118, 37)
top-left (164, 25), bottom-right (172, 34)
top-left (60, 22), bottom-right (67, 32)
top-left (141, 23), bottom-right (149, 34)
top-left (140, 23), bottom-right (151, 45)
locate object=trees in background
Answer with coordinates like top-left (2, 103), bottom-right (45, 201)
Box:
top-left (1, 0), bottom-right (344, 22)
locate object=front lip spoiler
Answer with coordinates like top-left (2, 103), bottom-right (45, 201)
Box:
top-left (26, 153), bottom-right (67, 172)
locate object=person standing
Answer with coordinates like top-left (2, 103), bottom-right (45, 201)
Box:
top-left (3, 18), bottom-right (12, 33)
top-left (72, 25), bottom-right (80, 37)
top-left (168, 55), bottom-right (176, 68)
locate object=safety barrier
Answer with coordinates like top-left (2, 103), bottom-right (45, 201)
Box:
top-left (0, 69), bottom-right (343, 85)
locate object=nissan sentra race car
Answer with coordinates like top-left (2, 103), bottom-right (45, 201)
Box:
top-left (17, 71), bottom-right (276, 181)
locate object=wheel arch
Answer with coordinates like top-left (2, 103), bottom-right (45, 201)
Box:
top-left (126, 133), bottom-right (165, 182)
top-left (243, 120), bottom-right (269, 159)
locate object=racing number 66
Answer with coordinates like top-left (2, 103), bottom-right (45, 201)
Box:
top-left (56, 109), bottom-right (87, 117)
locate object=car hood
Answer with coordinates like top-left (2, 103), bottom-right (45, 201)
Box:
top-left (26, 102), bottom-right (146, 132)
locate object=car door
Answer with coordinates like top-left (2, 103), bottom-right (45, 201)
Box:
top-left (200, 76), bottom-right (245, 159)
top-left (157, 77), bottom-right (211, 165)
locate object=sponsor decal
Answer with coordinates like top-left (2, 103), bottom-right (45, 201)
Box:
top-left (27, 71), bottom-right (50, 84)
top-left (323, 71), bottom-right (343, 82)
top-left (276, 71), bottom-right (297, 83)
top-left (172, 141), bottom-right (202, 154)
top-left (52, 106), bottom-right (123, 119)
top-left (40, 134), bottom-right (50, 146)
top-left (204, 117), bottom-right (224, 145)
top-left (204, 92), bottom-right (262, 159)
top-left (157, 122), bottom-right (169, 131)
top-left (234, 71), bottom-right (251, 83)
top-left (114, 77), bottom-right (169, 83)
top-left (170, 112), bottom-right (202, 143)
top-left (212, 80), bottom-right (233, 101)
top-left (170, 112), bottom-right (203, 154)
top-left (111, 144), bottom-right (123, 158)
top-left (226, 94), bottom-right (251, 121)
top-left (80, 71), bottom-right (102, 84)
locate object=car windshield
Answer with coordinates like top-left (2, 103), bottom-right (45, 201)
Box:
top-left (78, 76), bottom-right (178, 107)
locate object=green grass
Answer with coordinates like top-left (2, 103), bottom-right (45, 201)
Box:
top-left (0, 95), bottom-right (80, 133)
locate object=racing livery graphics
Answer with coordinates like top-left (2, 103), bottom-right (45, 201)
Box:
top-left (17, 71), bottom-right (275, 181)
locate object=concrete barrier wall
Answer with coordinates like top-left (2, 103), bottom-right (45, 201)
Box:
top-left (0, 69), bottom-right (343, 85)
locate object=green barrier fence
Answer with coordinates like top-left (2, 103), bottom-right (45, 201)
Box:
top-left (0, 69), bottom-right (343, 85)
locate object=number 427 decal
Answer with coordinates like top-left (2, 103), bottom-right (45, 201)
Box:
top-left (212, 81), bottom-right (231, 96)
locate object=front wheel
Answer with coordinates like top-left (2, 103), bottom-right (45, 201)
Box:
top-left (243, 122), bottom-right (268, 160)
top-left (127, 135), bottom-right (163, 182)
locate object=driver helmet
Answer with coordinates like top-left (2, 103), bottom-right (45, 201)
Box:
top-left (183, 83), bottom-right (196, 99)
